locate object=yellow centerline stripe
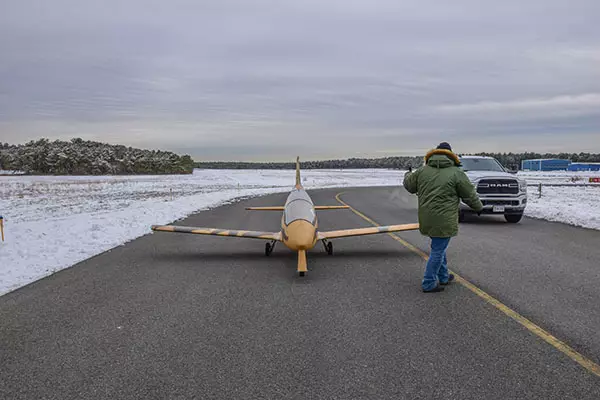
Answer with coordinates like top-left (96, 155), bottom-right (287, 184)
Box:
top-left (335, 191), bottom-right (600, 378)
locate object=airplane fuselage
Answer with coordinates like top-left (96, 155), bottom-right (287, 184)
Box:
top-left (280, 188), bottom-right (319, 251)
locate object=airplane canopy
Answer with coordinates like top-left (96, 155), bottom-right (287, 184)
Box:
top-left (284, 189), bottom-right (315, 225)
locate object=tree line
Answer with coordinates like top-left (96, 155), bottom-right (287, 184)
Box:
top-left (0, 138), bottom-right (195, 175)
top-left (3, 138), bottom-right (598, 175)
top-left (195, 156), bottom-right (424, 170)
top-left (196, 152), bottom-right (600, 170)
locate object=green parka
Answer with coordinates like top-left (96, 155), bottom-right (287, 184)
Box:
top-left (403, 149), bottom-right (483, 238)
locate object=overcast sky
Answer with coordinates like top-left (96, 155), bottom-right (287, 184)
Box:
top-left (1, 0), bottom-right (599, 161)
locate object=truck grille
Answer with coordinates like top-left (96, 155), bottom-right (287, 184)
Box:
top-left (477, 179), bottom-right (519, 195)
top-left (481, 200), bottom-right (520, 206)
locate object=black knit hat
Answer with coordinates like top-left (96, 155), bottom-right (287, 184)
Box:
top-left (437, 142), bottom-right (452, 151)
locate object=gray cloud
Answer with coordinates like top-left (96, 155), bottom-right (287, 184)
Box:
top-left (1, 0), bottom-right (599, 160)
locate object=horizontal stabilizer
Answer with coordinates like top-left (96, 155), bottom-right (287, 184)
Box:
top-left (151, 225), bottom-right (281, 241)
top-left (245, 205), bottom-right (349, 211)
top-left (318, 223), bottom-right (419, 239)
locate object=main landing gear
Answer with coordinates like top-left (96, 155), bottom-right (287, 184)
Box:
top-left (265, 240), bottom-right (277, 256)
top-left (321, 239), bottom-right (333, 255)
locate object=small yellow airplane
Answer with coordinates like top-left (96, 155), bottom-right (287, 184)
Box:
top-left (151, 157), bottom-right (419, 276)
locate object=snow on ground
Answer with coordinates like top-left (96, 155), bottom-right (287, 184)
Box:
top-left (524, 186), bottom-right (600, 230)
top-left (518, 170), bottom-right (600, 185)
top-left (0, 169), bottom-right (598, 296)
top-left (517, 171), bottom-right (600, 230)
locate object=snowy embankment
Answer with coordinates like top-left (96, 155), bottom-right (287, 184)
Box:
top-left (518, 171), bottom-right (600, 230)
top-left (0, 169), bottom-right (598, 296)
top-left (525, 186), bottom-right (600, 229)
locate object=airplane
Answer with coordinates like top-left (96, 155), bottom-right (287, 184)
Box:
top-left (151, 157), bottom-right (419, 276)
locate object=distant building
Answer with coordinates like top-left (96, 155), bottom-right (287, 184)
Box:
top-left (521, 159), bottom-right (571, 171)
top-left (567, 162), bottom-right (600, 172)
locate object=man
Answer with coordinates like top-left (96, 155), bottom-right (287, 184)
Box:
top-left (403, 142), bottom-right (483, 293)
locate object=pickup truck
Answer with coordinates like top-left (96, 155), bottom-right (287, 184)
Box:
top-left (458, 155), bottom-right (527, 223)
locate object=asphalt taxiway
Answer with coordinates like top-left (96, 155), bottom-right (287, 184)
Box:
top-left (2, 187), bottom-right (599, 399)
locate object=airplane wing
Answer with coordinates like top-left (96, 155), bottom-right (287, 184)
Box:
top-left (245, 205), bottom-right (349, 211)
top-left (245, 207), bottom-right (284, 211)
top-left (151, 225), bottom-right (281, 241)
top-left (318, 223), bottom-right (419, 239)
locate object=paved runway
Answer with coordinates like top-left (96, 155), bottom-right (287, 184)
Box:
top-left (2, 187), bottom-right (600, 399)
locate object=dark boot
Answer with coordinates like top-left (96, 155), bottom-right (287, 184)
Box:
top-left (422, 285), bottom-right (445, 293)
top-left (440, 273), bottom-right (455, 286)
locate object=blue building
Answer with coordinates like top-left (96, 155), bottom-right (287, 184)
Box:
top-left (521, 159), bottom-right (571, 171)
top-left (567, 163), bottom-right (600, 172)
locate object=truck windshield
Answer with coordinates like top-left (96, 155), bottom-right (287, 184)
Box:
top-left (460, 158), bottom-right (505, 172)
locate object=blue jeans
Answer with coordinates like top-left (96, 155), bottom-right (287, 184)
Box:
top-left (422, 237), bottom-right (451, 291)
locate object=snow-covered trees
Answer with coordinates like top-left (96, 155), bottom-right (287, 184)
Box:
top-left (195, 156), bottom-right (425, 170)
top-left (195, 152), bottom-right (600, 170)
top-left (0, 138), bottom-right (196, 175)
top-left (3, 138), bottom-right (598, 174)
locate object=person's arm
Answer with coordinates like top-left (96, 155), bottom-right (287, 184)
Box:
top-left (403, 168), bottom-right (420, 194)
top-left (456, 171), bottom-right (483, 211)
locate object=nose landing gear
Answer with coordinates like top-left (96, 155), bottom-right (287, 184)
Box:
top-left (298, 250), bottom-right (307, 276)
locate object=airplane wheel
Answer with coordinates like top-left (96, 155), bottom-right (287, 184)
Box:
top-left (326, 242), bottom-right (333, 255)
top-left (265, 243), bottom-right (272, 256)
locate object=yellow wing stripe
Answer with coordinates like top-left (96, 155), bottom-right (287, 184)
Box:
top-left (151, 225), bottom-right (281, 241)
top-left (318, 223), bottom-right (419, 239)
top-left (314, 206), bottom-right (350, 210)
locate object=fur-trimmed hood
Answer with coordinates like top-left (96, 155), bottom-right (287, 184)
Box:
top-left (424, 149), bottom-right (461, 167)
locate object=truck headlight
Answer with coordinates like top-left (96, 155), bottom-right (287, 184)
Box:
top-left (519, 180), bottom-right (527, 192)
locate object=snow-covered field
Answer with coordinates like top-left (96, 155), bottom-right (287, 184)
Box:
top-left (518, 171), bottom-right (600, 229)
top-left (1, 169), bottom-right (599, 296)
top-left (519, 170), bottom-right (600, 185)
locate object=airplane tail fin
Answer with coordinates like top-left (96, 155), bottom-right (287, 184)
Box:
top-left (295, 156), bottom-right (302, 189)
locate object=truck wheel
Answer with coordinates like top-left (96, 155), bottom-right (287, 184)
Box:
top-left (505, 213), bottom-right (523, 223)
top-left (458, 211), bottom-right (465, 223)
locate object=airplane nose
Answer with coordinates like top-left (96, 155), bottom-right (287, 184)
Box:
top-left (284, 220), bottom-right (317, 250)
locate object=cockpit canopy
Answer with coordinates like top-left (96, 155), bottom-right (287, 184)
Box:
top-left (284, 189), bottom-right (315, 225)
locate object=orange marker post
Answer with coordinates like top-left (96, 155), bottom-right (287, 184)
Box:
top-left (0, 216), bottom-right (4, 242)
